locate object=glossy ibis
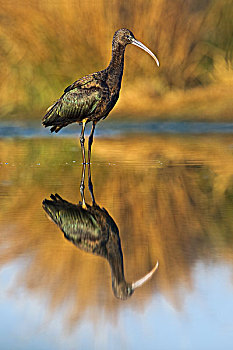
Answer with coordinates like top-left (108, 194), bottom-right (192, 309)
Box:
top-left (42, 28), bottom-right (159, 163)
top-left (42, 164), bottom-right (158, 300)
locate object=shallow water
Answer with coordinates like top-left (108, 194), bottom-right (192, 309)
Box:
top-left (2, 120), bottom-right (233, 138)
top-left (1, 130), bottom-right (233, 349)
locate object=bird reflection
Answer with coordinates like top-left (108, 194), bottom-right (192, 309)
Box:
top-left (42, 164), bottom-right (158, 300)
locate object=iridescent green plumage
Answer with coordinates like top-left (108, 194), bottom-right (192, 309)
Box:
top-left (43, 193), bottom-right (110, 254)
top-left (43, 77), bottom-right (103, 133)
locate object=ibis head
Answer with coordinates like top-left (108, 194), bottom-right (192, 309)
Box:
top-left (112, 28), bottom-right (160, 67)
top-left (113, 261), bottom-right (159, 300)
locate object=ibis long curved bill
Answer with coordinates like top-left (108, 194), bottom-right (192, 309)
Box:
top-left (131, 38), bottom-right (160, 67)
top-left (132, 260), bottom-right (159, 290)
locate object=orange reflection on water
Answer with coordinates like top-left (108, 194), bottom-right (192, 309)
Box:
top-left (0, 134), bottom-right (233, 326)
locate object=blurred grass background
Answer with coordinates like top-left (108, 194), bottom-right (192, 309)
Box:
top-left (0, 0), bottom-right (233, 121)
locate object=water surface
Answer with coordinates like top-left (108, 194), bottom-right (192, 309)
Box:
top-left (1, 131), bottom-right (233, 349)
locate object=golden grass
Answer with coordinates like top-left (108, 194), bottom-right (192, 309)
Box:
top-left (1, 135), bottom-right (233, 325)
top-left (0, 0), bottom-right (232, 119)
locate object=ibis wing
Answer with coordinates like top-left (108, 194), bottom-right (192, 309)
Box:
top-left (56, 88), bottom-right (101, 121)
top-left (42, 87), bottom-right (102, 131)
top-left (42, 194), bottom-right (102, 252)
top-left (64, 75), bottom-right (97, 93)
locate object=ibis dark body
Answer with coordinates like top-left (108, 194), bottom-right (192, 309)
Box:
top-left (43, 191), bottom-right (158, 300)
top-left (42, 29), bottom-right (159, 162)
top-left (42, 38), bottom-right (122, 133)
top-left (42, 193), bottom-right (132, 300)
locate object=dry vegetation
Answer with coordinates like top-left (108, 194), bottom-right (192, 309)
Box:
top-left (0, 0), bottom-right (232, 120)
top-left (1, 136), bottom-right (233, 325)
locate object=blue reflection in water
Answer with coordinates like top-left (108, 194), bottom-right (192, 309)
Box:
top-left (1, 121), bottom-right (233, 138)
top-left (1, 262), bottom-right (233, 350)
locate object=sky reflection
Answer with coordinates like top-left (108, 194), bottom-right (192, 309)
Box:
top-left (1, 262), bottom-right (233, 350)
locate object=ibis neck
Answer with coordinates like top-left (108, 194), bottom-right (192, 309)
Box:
top-left (109, 255), bottom-right (125, 287)
top-left (106, 238), bottom-right (126, 290)
top-left (110, 261), bottom-right (127, 298)
top-left (106, 43), bottom-right (126, 90)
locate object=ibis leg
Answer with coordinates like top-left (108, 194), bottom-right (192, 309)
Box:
top-left (88, 162), bottom-right (96, 206)
top-left (80, 121), bottom-right (86, 164)
top-left (80, 162), bottom-right (87, 209)
top-left (88, 122), bottom-right (96, 164)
